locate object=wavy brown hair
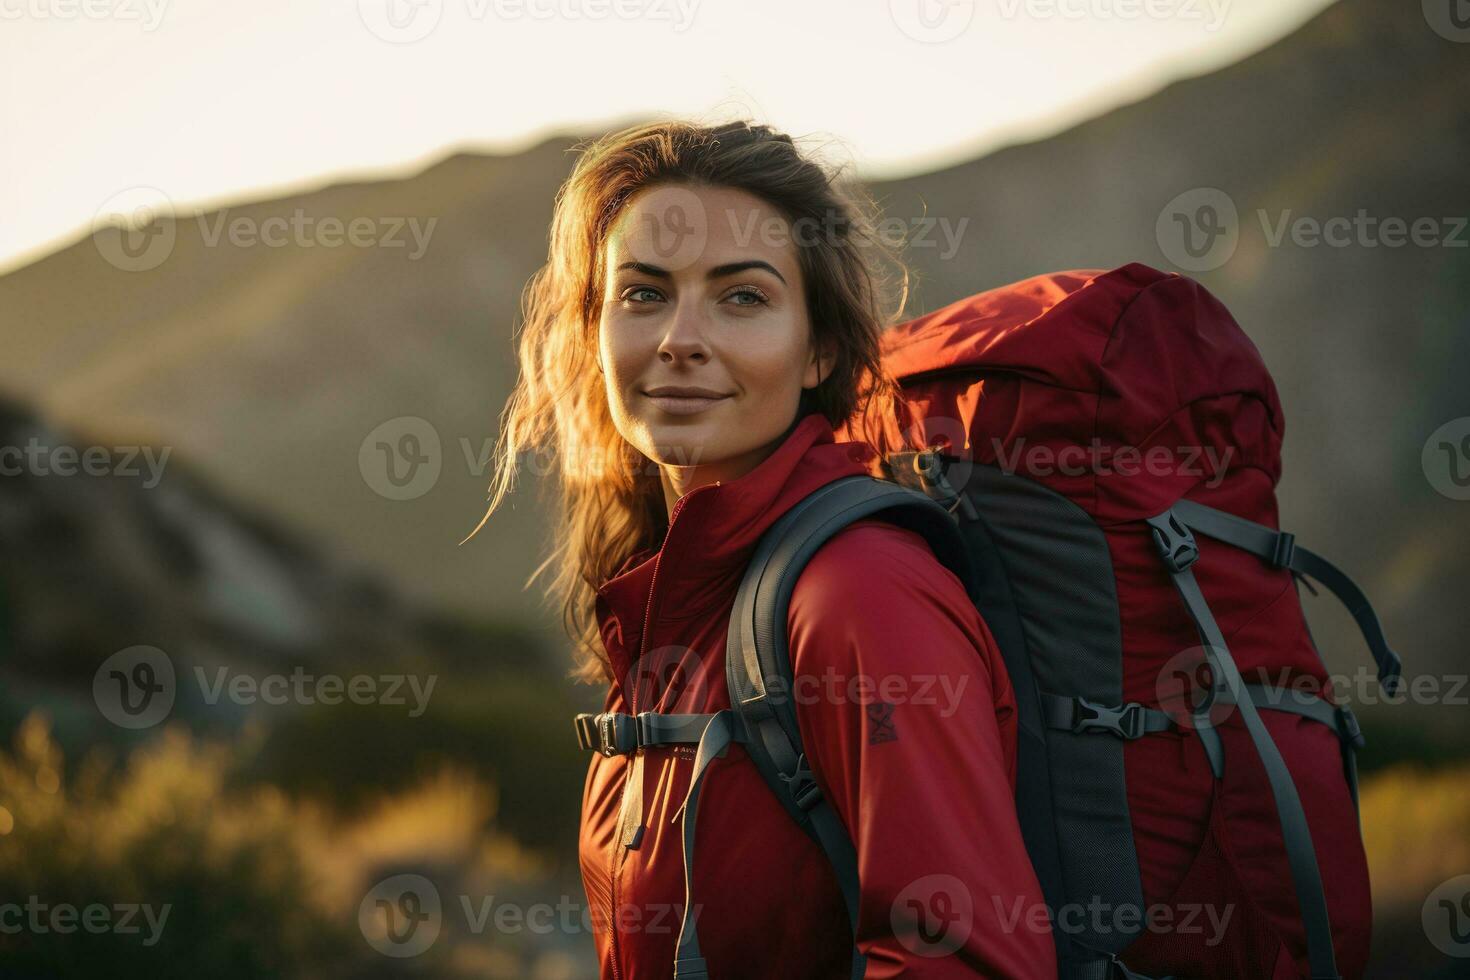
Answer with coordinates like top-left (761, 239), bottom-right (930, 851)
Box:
top-left (465, 116), bottom-right (913, 685)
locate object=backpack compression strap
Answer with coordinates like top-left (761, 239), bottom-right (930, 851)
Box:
top-left (721, 474), bottom-right (978, 980)
top-left (1171, 499), bottom-right (1403, 696)
top-left (1145, 507), bottom-right (1343, 980)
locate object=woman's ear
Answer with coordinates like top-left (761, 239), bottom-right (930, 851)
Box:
top-left (803, 334), bottom-right (838, 390)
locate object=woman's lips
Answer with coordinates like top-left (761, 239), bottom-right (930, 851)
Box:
top-left (642, 393), bottom-right (730, 416)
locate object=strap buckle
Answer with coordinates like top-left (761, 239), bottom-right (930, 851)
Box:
top-left (784, 754), bottom-right (825, 811)
top-left (598, 713), bottom-right (637, 756)
top-left (1270, 531), bottom-right (1296, 569)
top-left (1071, 697), bottom-right (1146, 740)
top-left (574, 713), bottom-right (597, 752)
top-left (573, 712), bottom-right (639, 756)
top-left (1334, 705), bottom-right (1366, 750)
top-left (1145, 510), bottom-right (1199, 573)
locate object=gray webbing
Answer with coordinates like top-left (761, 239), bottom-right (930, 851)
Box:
top-left (672, 710), bottom-right (744, 980)
top-left (1146, 508), bottom-right (1341, 980)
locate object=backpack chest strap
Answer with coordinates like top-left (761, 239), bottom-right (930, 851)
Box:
top-left (574, 711), bottom-right (736, 757)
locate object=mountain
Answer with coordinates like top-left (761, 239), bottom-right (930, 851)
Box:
top-left (0, 396), bottom-right (592, 849)
top-left (0, 0), bottom-right (1464, 733)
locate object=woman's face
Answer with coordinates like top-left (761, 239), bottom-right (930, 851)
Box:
top-left (598, 182), bottom-right (834, 499)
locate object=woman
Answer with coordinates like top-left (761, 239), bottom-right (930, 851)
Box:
top-left (473, 118), bottom-right (1056, 978)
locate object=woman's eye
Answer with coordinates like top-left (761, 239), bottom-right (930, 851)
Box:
top-left (725, 287), bottom-right (768, 306)
top-left (623, 286), bottom-right (663, 304)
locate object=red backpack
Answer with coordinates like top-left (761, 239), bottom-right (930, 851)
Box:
top-left (575, 262), bottom-right (1399, 979)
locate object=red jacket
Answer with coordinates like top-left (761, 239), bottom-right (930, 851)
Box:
top-left (580, 413), bottom-right (1057, 979)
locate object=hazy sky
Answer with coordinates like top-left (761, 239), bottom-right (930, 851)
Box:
top-left (2, 0), bottom-right (1333, 273)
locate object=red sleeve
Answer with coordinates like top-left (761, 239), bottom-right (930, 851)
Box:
top-left (787, 520), bottom-right (1057, 979)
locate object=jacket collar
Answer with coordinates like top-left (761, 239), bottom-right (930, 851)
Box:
top-left (594, 412), bottom-right (878, 686)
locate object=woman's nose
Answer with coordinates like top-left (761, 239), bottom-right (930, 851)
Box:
top-left (656, 304), bottom-right (711, 363)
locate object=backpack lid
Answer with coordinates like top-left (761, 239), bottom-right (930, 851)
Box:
top-left (866, 262), bottom-right (1287, 519)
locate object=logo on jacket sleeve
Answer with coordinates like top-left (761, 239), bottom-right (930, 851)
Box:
top-left (866, 700), bottom-right (898, 744)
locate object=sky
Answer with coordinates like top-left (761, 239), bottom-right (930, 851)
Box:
top-left (1, 0), bottom-right (1335, 274)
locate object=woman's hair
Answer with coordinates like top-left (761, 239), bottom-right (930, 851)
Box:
top-left (466, 116), bottom-right (912, 685)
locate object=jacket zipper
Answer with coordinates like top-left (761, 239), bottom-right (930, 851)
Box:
top-left (606, 481), bottom-right (719, 980)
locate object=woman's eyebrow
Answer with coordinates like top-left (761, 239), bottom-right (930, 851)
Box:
top-left (615, 260), bottom-right (787, 286)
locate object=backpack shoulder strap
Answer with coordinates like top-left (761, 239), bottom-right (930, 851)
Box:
top-left (721, 474), bottom-right (974, 980)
